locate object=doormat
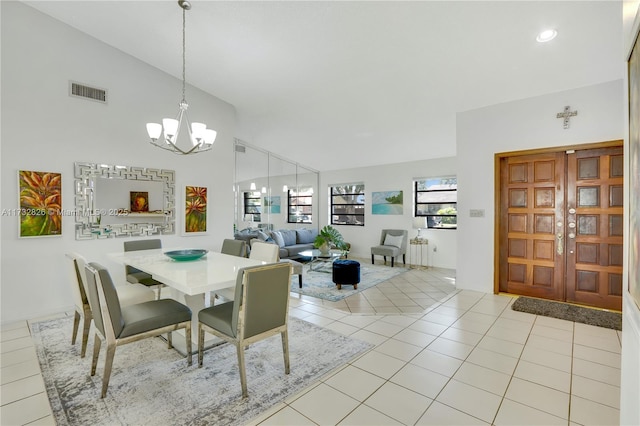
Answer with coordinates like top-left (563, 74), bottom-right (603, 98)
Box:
top-left (511, 297), bottom-right (622, 330)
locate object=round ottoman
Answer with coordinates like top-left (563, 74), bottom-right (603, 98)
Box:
top-left (332, 259), bottom-right (361, 290)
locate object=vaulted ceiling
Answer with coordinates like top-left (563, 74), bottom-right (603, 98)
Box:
top-left (24, 1), bottom-right (623, 171)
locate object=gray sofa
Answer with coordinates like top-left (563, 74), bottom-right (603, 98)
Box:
top-left (235, 227), bottom-right (318, 259)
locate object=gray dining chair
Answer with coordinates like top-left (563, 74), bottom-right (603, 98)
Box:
top-left (221, 238), bottom-right (247, 257)
top-left (198, 262), bottom-right (291, 398)
top-left (84, 262), bottom-right (192, 398)
top-left (371, 229), bottom-right (408, 267)
top-left (216, 240), bottom-right (279, 303)
top-left (214, 239), bottom-right (249, 302)
top-left (249, 241), bottom-right (280, 263)
top-left (124, 239), bottom-right (165, 299)
top-left (66, 252), bottom-right (155, 357)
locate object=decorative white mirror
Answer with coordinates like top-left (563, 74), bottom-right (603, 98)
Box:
top-left (74, 162), bottom-right (175, 240)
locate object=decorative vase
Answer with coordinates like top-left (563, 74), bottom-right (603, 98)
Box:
top-left (319, 242), bottom-right (330, 255)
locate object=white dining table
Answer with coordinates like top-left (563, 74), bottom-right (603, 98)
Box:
top-left (109, 248), bottom-right (264, 296)
top-left (108, 248), bottom-right (265, 353)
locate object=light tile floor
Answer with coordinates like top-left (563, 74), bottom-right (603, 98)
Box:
top-left (1, 262), bottom-right (622, 425)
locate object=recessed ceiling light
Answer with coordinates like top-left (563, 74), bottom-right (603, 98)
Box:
top-left (536, 29), bottom-right (557, 43)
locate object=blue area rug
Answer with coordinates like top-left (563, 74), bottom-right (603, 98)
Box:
top-left (32, 316), bottom-right (372, 426)
top-left (291, 261), bottom-right (408, 301)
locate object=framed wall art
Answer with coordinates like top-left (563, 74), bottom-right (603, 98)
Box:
top-left (185, 186), bottom-right (207, 234)
top-left (18, 170), bottom-right (62, 237)
top-left (264, 195), bottom-right (281, 214)
top-left (372, 190), bottom-right (403, 215)
top-left (130, 191), bottom-right (149, 212)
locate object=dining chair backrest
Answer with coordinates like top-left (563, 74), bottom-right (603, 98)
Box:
top-left (124, 239), bottom-right (162, 273)
top-left (221, 239), bottom-right (247, 258)
top-left (248, 241), bottom-right (280, 263)
top-left (67, 252), bottom-right (89, 312)
top-left (85, 263), bottom-right (124, 339)
top-left (232, 263), bottom-right (291, 339)
top-left (124, 239), bottom-right (162, 252)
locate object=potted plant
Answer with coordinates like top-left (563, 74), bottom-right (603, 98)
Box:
top-left (314, 225), bottom-right (347, 254)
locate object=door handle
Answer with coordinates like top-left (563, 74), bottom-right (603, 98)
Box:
top-left (557, 233), bottom-right (563, 255)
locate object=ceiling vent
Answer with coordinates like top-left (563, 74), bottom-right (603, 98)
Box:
top-left (69, 81), bottom-right (107, 104)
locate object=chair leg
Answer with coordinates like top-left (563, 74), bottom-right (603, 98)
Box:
top-left (101, 343), bottom-right (116, 398)
top-left (81, 315), bottom-right (92, 358)
top-left (237, 344), bottom-right (248, 398)
top-left (72, 311), bottom-right (80, 345)
top-left (281, 330), bottom-right (290, 375)
top-left (371, 254), bottom-right (374, 264)
top-left (91, 334), bottom-right (101, 376)
top-left (391, 257), bottom-right (394, 267)
top-left (403, 254), bottom-right (406, 265)
top-left (198, 324), bottom-right (204, 367)
top-left (185, 322), bottom-right (192, 366)
top-left (167, 331), bottom-right (173, 349)
top-left (298, 274), bottom-right (302, 288)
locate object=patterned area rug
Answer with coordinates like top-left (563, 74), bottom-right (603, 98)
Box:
top-left (32, 316), bottom-right (372, 425)
top-left (512, 296), bottom-right (622, 330)
top-left (292, 261), bottom-right (408, 301)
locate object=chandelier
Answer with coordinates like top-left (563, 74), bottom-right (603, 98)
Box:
top-left (146, 0), bottom-right (216, 155)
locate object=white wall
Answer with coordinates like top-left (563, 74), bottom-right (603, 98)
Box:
top-left (1, 2), bottom-right (237, 323)
top-left (319, 157), bottom-right (457, 269)
top-left (456, 79), bottom-right (623, 292)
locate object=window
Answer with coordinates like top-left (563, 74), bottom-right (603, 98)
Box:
top-left (331, 184), bottom-right (365, 226)
top-left (243, 191), bottom-right (261, 222)
top-left (415, 177), bottom-right (457, 229)
top-left (288, 187), bottom-right (313, 224)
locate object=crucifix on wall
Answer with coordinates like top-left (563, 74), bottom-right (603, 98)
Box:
top-left (556, 105), bottom-right (578, 129)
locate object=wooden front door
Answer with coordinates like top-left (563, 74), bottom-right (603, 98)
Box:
top-left (498, 144), bottom-right (623, 311)
top-left (565, 147), bottom-right (624, 310)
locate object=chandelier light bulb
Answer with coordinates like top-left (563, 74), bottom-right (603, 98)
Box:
top-left (146, 123), bottom-right (162, 140)
top-left (191, 122), bottom-right (206, 146)
top-left (162, 118), bottom-right (179, 143)
top-left (204, 129), bottom-right (217, 145)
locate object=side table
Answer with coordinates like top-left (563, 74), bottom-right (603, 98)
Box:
top-left (409, 238), bottom-right (428, 269)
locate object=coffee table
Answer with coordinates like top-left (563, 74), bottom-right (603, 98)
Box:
top-left (299, 249), bottom-right (343, 272)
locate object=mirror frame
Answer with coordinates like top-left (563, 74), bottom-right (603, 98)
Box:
top-left (74, 162), bottom-right (175, 240)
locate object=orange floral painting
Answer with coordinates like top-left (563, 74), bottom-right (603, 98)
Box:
top-left (185, 186), bottom-right (207, 233)
top-left (130, 191), bottom-right (149, 212)
top-left (19, 170), bottom-right (62, 237)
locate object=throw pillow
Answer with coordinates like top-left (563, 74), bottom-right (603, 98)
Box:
top-left (257, 230), bottom-right (269, 241)
top-left (296, 228), bottom-right (318, 244)
top-left (280, 229), bottom-right (297, 246)
top-left (383, 233), bottom-right (404, 248)
top-left (270, 231), bottom-right (285, 248)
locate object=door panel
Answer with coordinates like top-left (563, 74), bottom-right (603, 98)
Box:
top-left (499, 152), bottom-right (565, 301)
top-left (565, 147), bottom-right (623, 310)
